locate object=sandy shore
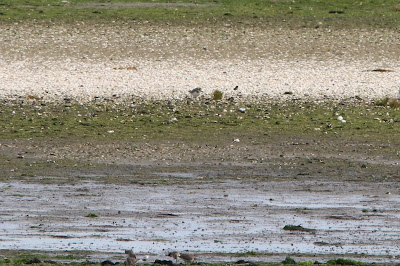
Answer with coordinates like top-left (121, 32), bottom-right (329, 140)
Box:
top-left (1, 24), bottom-right (399, 101)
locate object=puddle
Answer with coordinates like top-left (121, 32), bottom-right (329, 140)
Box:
top-left (155, 172), bottom-right (199, 178)
top-left (0, 180), bottom-right (399, 263)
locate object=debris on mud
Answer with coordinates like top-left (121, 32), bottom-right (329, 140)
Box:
top-left (283, 225), bottom-right (316, 232)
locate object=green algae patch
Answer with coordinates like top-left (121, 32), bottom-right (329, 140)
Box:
top-left (283, 225), bottom-right (316, 232)
top-left (1, 0), bottom-right (400, 29)
top-left (0, 98), bottom-right (399, 144)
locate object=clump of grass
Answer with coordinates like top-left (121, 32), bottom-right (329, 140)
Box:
top-left (86, 213), bottom-right (98, 218)
top-left (283, 224), bottom-right (316, 232)
top-left (13, 253), bottom-right (45, 264)
top-left (375, 97), bottom-right (389, 106)
top-left (299, 261), bottom-right (314, 265)
top-left (327, 258), bottom-right (366, 265)
top-left (55, 254), bottom-right (82, 260)
top-left (12, 257), bottom-right (42, 264)
top-left (282, 256), bottom-right (297, 264)
top-left (212, 90), bottom-right (223, 101)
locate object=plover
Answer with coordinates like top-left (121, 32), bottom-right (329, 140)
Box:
top-left (124, 249), bottom-right (138, 265)
top-left (167, 251), bottom-right (180, 263)
top-left (179, 253), bottom-right (196, 263)
top-left (189, 87), bottom-right (202, 98)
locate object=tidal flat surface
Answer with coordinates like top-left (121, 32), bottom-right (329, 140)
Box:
top-left (0, 177), bottom-right (399, 263)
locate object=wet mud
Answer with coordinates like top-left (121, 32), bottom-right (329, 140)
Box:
top-left (0, 175), bottom-right (399, 263)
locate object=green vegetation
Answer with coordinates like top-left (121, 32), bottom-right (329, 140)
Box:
top-left (212, 90), bottom-right (224, 101)
top-left (326, 258), bottom-right (367, 265)
top-left (1, 98), bottom-right (398, 143)
top-left (282, 256), bottom-right (297, 264)
top-left (1, 252), bottom-right (48, 264)
top-left (11, 194), bottom-right (25, 197)
top-left (10, 257), bottom-right (42, 264)
top-left (55, 254), bottom-right (83, 260)
top-left (0, 98), bottom-right (398, 184)
top-left (298, 261), bottom-right (314, 266)
top-left (1, 0), bottom-right (400, 28)
top-left (85, 213), bottom-right (98, 218)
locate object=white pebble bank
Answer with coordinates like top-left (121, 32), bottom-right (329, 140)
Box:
top-left (1, 58), bottom-right (398, 102)
top-left (1, 24), bottom-right (399, 102)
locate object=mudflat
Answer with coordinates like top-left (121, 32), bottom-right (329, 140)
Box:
top-left (0, 121), bottom-right (399, 263)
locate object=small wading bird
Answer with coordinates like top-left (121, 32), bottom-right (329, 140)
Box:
top-left (168, 252), bottom-right (196, 264)
top-left (178, 253), bottom-right (196, 263)
top-left (167, 251), bottom-right (180, 263)
top-left (124, 249), bottom-right (138, 265)
top-left (189, 87), bottom-right (202, 98)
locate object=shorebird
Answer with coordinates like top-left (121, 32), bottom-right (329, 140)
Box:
top-left (189, 87), bottom-right (202, 98)
top-left (179, 253), bottom-right (196, 263)
top-left (167, 251), bottom-right (180, 263)
top-left (124, 249), bottom-right (138, 265)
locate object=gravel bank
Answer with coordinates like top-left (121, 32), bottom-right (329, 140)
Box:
top-left (1, 24), bottom-right (399, 102)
